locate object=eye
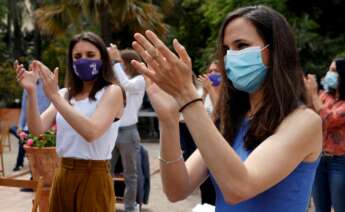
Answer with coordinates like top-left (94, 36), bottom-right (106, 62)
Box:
top-left (237, 42), bottom-right (249, 50)
top-left (73, 53), bottom-right (81, 60)
top-left (86, 51), bottom-right (96, 58)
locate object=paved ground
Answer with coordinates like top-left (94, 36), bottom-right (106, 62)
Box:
top-left (0, 135), bottom-right (200, 212)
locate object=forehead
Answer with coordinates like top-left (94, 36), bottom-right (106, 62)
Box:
top-left (209, 63), bottom-right (219, 70)
top-left (223, 17), bottom-right (263, 46)
top-left (72, 40), bottom-right (99, 53)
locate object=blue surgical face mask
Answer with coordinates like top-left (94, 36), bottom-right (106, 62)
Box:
top-left (321, 71), bottom-right (338, 91)
top-left (224, 45), bottom-right (268, 93)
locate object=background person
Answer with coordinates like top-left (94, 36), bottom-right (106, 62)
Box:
top-left (109, 46), bottom-right (146, 212)
top-left (305, 57), bottom-right (345, 212)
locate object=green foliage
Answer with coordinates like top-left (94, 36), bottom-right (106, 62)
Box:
top-left (169, 0), bottom-right (345, 76)
top-left (0, 62), bottom-right (22, 107)
top-left (1, 0), bottom-right (345, 107)
top-left (23, 128), bottom-right (56, 148)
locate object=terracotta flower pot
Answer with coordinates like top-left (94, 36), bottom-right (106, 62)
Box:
top-left (24, 145), bottom-right (60, 187)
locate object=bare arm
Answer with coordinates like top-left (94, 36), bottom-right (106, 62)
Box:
top-left (50, 85), bottom-right (123, 142)
top-left (131, 31), bottom-right (322, 204)
top-left (15, 61), bottom-right (56, 135)
top-left (33, 60), bottom-right (124, 142)
top-left (27, 90), bottom-right (56, 135)
top-left (159, 119), bottom-right (208, 202)
top-left (182, 103), bottom-right (322, 204)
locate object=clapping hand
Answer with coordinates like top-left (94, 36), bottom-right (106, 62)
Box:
top-left (15, 60), bottom-right (38, 93)
top-left (130, 30), bottom-right (198, 108)
top-left (31, 60), bottom-right (59, 100)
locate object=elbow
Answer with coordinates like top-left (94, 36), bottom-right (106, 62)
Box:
top-left (222, 184), bottom-right (252, 205)
top-left (83, 128), bottom-right (101, 143)
top-left (164, 191), bottom-right (187, 203)
top-left (163, 187), bottom-right (188, 203)
top-left (224, 194), bottom-right (247, 205)
top-left (28, 127), bottom-right (44, 137)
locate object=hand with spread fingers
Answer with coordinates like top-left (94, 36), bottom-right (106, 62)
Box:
top-left (198, 74), bottom-right (212, 93)
top-left (131, 30), bottom-right (197, 108)
top-left (142, 68), bottom-right (179, 122)
top-left (14, 60), bottom-right (38, 93)
top-left (31, 60), bottom-right (59, 100)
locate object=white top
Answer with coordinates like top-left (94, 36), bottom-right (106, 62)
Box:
top-left (114, 63), bottom-right (146, 127)
top-left (56, 87), bottom-right (120, 160)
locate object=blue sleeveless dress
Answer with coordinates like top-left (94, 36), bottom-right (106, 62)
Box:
top-left (210, 119), bottom-right (319, 212)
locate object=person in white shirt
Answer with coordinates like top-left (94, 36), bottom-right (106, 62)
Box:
top-left (108, 46), bottom-right (146, 212)
top-left (15, 32), bottom-right (124, 212)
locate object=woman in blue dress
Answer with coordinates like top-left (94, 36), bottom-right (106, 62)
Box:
top-left (131, 5), bottom-right (322, 212)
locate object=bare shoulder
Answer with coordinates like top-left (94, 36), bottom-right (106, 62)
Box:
top-left (103, 84), bottom-right (123, 98)
top-left (279, 107), bottom-right (321, 130)
top-left (100, 84), bottom-right (124, 105)
top-left (277, 107), bottom-right (322, 160)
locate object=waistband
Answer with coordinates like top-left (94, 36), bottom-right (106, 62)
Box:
top-left (119, 124), bottom-right (137, 131)
top-left (61, 158), bottom-right (109, 171)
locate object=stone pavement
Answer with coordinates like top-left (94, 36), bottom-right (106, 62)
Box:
top-left (0, 135), bottom-right (200, 212)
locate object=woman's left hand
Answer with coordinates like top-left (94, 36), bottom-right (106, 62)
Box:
top-left (31, 60), bottom-right (59, 100)
top-left (131, 30), bottom-right (198, 107)
top-left (304, 74), bottom-right (318, 97)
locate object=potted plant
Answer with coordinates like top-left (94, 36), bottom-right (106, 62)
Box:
top-left (22, 126), bottom-right (59, 187)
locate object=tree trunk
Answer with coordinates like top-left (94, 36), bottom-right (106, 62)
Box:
top-left (32, 0), bottom-right (42, 59)
top-left (98, 3), bottom-right (112, 45)
top-left (6, 0), bottom-right (12, 55)
top-left (12, 0), bottom-right (24, 59)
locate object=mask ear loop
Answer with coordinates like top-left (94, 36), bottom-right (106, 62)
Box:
top-left (261, 44), bottom-right (270, 51)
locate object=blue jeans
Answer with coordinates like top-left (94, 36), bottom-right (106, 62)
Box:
top-left (312, 155), bottom-right (345, 212)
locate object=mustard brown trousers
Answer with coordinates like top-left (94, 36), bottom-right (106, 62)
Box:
top-left (49, 158), bottom-right (116, 212)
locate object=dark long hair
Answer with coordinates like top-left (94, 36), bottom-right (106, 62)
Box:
top-left (215, 5), bottom-right (306, 150)
top-left (65, 32), bottom-right (118, 101)
top-left (335, 57), bottom-right (345, 100)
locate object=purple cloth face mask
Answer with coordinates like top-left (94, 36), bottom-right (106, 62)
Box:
top-left (208, 73), bottom-right (222, 86)
top-left (73, 58), bottom-right (102, 81)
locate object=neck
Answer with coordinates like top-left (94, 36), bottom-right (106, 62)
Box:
top-left (248, 88), bottom-right (264, 116)
top-left (82, 81), bottom-right (95, 94)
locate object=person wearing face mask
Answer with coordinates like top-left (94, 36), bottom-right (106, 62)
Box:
top-left (305, 58), bottom-right (345, 212)
top-left (15, 32), bottom-right (124, 212)
top-left (197, 61), bottom-right (222, 116)
top-left (130, 5), bottom-right (322, 212)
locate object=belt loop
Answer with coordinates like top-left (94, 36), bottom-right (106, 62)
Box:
top-left (88, 160), bottom-right (92, 168)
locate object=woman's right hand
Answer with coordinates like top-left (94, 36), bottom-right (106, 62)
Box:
top-left (139, 65), bottom-right (179, 123)
top-left (15, 60), bottom-right (38, 93)
top-left (198, 74), bottom-right (212, 92)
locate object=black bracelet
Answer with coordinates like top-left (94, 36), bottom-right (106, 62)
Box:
top-left (179, 98), bottom-right (203, 113)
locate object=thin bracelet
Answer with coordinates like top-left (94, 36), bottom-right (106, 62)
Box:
top-left (179, 98), bottom-right (203, 113)
top-left (158, 155), bottom-right (184, 165)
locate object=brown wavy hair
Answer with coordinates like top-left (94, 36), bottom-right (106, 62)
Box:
top-left (65, 32), bottom-right (119, 101)
top-left (215, 5), bottom-right (306, 150)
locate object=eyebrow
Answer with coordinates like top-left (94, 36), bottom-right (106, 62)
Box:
top-left (233, 39), bottom-right (250, 44)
